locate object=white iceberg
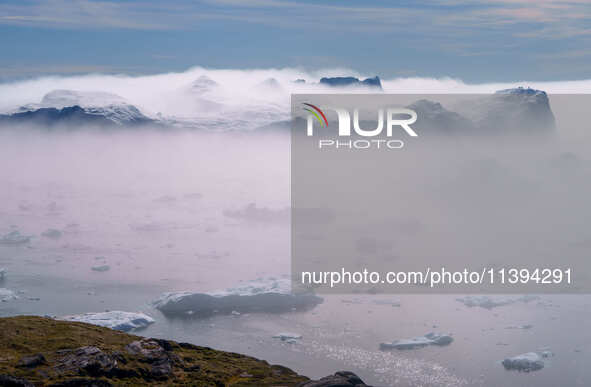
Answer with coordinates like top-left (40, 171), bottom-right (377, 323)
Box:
top-left (153, 277), bottom-right (322, 317)
top-left (59, 311), bottom-right (155, 332)
top-left (272, 333), bottom-right (302, 343)
top-left (380, 332), bottom-right (453, 350)
top-left (0, 288), bottom-right (18, 302)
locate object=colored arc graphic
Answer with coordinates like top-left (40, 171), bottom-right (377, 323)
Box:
top-left (303, 103), bottom-right (328, 126)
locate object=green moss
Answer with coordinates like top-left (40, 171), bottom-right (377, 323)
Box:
top-left (0, 316), bottom-right (309, 386)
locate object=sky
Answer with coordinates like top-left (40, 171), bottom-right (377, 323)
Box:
top-left (0, 0), bottom-right (590, 82)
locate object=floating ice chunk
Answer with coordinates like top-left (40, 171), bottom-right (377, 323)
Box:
top-left (91, 265), bottom-right (110, 272)
top-left (223, 203), bottom-right (289, 223)
top-left (0, 230), bottom-right (31, 245)
top-left (505, 324), bottom-right (533, 330)
top-left (59, 311), bottom-right (155, 332)
top-left (502, 352), bottom-right (547, 372)
top-left (273, 333), bottom-right (302, 343)
top-left (153, 277), bottom-right (322, 317)
top-left (41, 228), bottom-right (62, 239)
top-left (380, 332), bottom-right (453, 350)
top-left (0, 288), bottom-right (18, 302)
top-left (456, 295), bottom-right (539, 309)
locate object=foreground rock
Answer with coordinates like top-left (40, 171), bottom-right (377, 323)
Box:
top-left (153, 277), bottom-right (322, 317)
top-left (58, 311), bottom-right (155, 332)
top-left (380, 332), bottom-right (453, 350)
top-left (298, 371), bottom-right (372, 386)
top-left (0, 316), bottom-right (312, 386)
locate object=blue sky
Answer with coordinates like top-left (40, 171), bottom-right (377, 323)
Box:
top-left (0, 0), bottom-right (590, 82)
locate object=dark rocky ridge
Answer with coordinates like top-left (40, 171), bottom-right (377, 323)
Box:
top-left (0, 316), bottom-right (371, 386)
top-left (319, 76), bottom-right (382, 89)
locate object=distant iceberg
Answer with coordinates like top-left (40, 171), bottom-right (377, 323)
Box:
top-left (456, 295), bottom-right (539, 309)
top-left (0, 90), bottom-right (155, 128)
top-left (153, 277), bottom-right (322, 317)
top-left (319, 76), bottom-right (382, 89)
top-left (380, 332), bottom-right (453, 350)
top-left (59, 311), bottom-right (155, 332)
top-left (0, 288), bottom-right (18, 302)
top-left (0, 230), bottom-right (31, 245)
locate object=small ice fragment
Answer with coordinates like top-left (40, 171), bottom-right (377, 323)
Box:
top-left (41, 228), bottom-right (62, 239)
top-left (505, 324), bottom-right (533, 330)
top-left (272, 333), bottom-right (302, 342)
top-left (0, 230), bottom-right (31, 245)
top-left (456, 295), bottom-right (539, 309)
top-left (91, 265), bottom-right (110, 272)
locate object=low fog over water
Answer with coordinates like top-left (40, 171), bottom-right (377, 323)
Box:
top-left (1, 69), bottom-right (591, 386)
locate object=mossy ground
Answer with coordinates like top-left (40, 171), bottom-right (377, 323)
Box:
top-left (0, 316), bottom-right (309, 386)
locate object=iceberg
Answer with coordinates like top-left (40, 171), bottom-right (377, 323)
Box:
top-left (91, 265), bottom-right (110, 272)
top-left (380, 332), bottom-right (453, 350)
top-left (41, 228), bottom-right (62, 239)
top-left (502, 351), bottom-right (552, 372)
top-left (0, 288), bottom-right (18, 302)
top-left (59, 311), bottom-right (155, 332)
top-left (153, 277), bottom-right (322, 317)
top-left (223, 203), bottom-right (289, 223)
top-left (0, 90), bottom-right (155, 128)
top-left (456, 295), bottom-right (539, 309)
top-left (272, 333), bottom-right (302, 343)
top-left (0, 230), bottom-right (31, 245)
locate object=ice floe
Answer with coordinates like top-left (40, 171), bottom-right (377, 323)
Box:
top-left (456, 295), bottom-right (539, 309)
top-left (223, 203), bottom-right (289, 223)
top-left (59, 311), bottom-right (155, 332)
top-left (272, 333), bottom-right (302, 343)
top-left (153, 277), bottom-right (322, 317)
top-left (380, 332), bottom-right (453, 350)
top-left (41, 228), bottom-right (62, 239)
top-left (91, 265), bottom-right (110, 272)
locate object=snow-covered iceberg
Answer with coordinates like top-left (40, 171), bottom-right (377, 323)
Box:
top-left (380, 332), bottom-right (453, 350)
top-left (59, 311), bottom-right (155, 332)
top-left (153, 277), bottom-right (322, 317)
top-left (0, 90), bottom-right (155, 127)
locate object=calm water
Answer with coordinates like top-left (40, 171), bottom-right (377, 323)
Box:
top-left (1, 130), bottom-right (590, 386)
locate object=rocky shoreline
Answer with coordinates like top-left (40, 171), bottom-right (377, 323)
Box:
top-left (0, 316), bottom-right (371, 386)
